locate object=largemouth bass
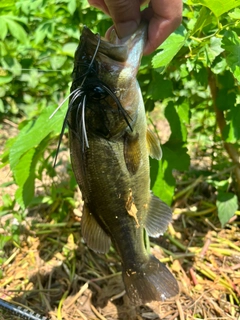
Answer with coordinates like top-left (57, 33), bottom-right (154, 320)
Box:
top-left (67, 22), bottom-right (179, 304)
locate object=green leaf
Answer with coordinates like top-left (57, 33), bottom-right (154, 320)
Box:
top-left (152, 26), bottom-right (186, 69)
top-left (50, 56), bottom-right (67, 70)
top-left (61, 42), bottom-right (78, 57)
top-left (191, 6), bottom-right (215, 35)
top-left (151, 143), bottom-right (190, 205)
top-left (13, 149), bottom-right (34, 186)
top-left (5, 17), bottom-right (28, 43)
top-left (0, 15), bottom-right (27, 24)
top-left (145, 99), bottom-right (155, 112)
top-left (205, 37), bottom-right (224, 65)
top-left (217, 191), bottom-right (238, 227)
top-left (1, 56), bottom-right (22, 76)
top-left (147, 73), bottom-right (173, 100)
top-left (217, 70), bottom-right (235, 89)
top-left (223, 104), bottom-right (240, 142)
top-left (164, 142), bottom-right (190, 172)
top-left (0, 99), bottom-right (4, 113)
top-left (13, 134), bottom-right (52, 208)
top-left (67, 0), bottom-right (76, 14)
top-left (211, 56), bottom-right (227, 74)
top-left (34, 24), bottom-right (48, 44)
top-left (0, 18), bottom-right (8, 40)
top-left (0, 99), bottom-right (4, 114)
top-left (228, 8), bottom-right (240, 19)
top-left (191, 0), bottom-right (240, 17)
top-left (151, 157), bottom-right (176, 205)
top-left (223, 122), bottom-right (235, 143)
top-left (193, 64), bottom-right (208, 86)
top-left (34, 21), bottom-right (56, 43)
top-left (14, 149), bottom-right (35, 209)
top-left (231, 104), bottom-right (240, 140)
top-left (165, 101), bottom-right (189, 142)
top-left (9, 104), bottom-right (67, 170)
top-left (216, 89), bottom-right (236, 111)
top-left (81, 0), bottom-right (90, 9)
top-left (0, 0), bottom-right (14, 8)
top-left (0, 73), bottom-right (13, 85)
top-left (222, 30), bottom-right (240, 82)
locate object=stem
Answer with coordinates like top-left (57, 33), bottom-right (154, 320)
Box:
top-left (208, 71), bottom-right (240, 194)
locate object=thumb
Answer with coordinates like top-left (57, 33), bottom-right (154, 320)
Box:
top-left (104, 0), bottom-right (141, 38)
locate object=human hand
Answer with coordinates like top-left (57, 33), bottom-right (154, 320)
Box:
top-left (88, 0), bottom-right (182, 55)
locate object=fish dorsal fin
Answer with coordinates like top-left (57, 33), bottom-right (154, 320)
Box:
top-left (146, 128), bottom-right (162, 160)
top-left (124, 133), bottom-right (141, 175)
top-left (145, 193), bottom-right (172, 237)
top-left (81, 204), bottom-right (111, 253)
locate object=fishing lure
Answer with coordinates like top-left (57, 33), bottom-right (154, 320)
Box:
top-left (51, 32), bottom-right (131, 165)
top-left (0, 298), bottom-right (50, 320)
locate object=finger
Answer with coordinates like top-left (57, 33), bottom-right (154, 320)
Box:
top-left (88, 0), bottom-right (110, 15)
top-left (88, 0), bottom-right (147, 17)
top-left (103, 0), bottom-right (141, 38)
top-left (142, 0), bottom-right (182, 55)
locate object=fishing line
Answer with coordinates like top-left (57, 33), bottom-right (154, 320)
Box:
top-left (49, 87), bottom-right (80, 119)
top-left (98, 82), bottom-right (133, 131)
top-left (52, 88), bottom-right (83, 167)
top-left (81, 95), bottom-right (89, 150)
top-left (50, 33), bottom-right (101, 120)
top-left (51, 31), bottom-right (132, 165)
top-left (51, 33), bottom-right (101, 166)
top-left (1, 67), bottom-right (64, 73)
top-left (78, 34), bottom-right (101, 89)
top-left (78, 76), bottom-right (133, 131)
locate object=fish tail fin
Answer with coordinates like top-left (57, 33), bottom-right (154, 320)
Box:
top-left (122, 255), bottom-right (179, 305)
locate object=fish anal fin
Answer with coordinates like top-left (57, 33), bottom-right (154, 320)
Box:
top-left (124, 133), bottom-right (141, 175)
top-left (81, 204), bottom-right (111, 253)
top-left (146, 128), bottom-right (162, 160)
top-left (145, 193), bottom-right (172, 237)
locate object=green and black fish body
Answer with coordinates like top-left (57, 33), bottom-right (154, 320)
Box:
top-left (67, 23), bottom-right (179, 305)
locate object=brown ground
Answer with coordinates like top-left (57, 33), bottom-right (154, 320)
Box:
top-left (0, 118), bottom-right (240, 320)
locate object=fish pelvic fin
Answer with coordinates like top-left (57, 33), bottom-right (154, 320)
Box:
top-left (123, 255), bottom-right (179, 305)
top-left (146, 128), bottom-right (162, 160)
top-left (145, 193), bottom-right (172, 237)
top-left (81, 204), bottom-right (111, 254)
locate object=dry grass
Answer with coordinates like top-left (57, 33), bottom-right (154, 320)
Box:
top-left (0, 209), bottom-right (240, 320)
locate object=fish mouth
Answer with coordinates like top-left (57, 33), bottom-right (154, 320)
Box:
top-left (81, 22), bottom-right (147, 63)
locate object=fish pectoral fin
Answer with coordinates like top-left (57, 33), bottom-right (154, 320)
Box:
top-left (145, 192), bottom-right (172, 237)
top-left (124, 133), bottom-right (141, 175)
top-left (146, 128), bottom-right (162, 160)
top-left (81, 204), bottom-right (111, 254)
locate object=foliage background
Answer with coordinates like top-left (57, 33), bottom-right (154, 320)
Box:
top-left (0, 0), bottom-right (240, 266)
top-left (0, 0), bottom-right (240, 319)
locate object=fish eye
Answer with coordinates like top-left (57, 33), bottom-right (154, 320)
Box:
top-left (89, 85), bottom-right (108, 100)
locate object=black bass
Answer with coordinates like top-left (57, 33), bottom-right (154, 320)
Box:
top-left (67, 22), bottom-right (179, 304)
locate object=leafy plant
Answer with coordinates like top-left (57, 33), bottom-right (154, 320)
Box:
top-left (0, 0), bottom-right (239, 227)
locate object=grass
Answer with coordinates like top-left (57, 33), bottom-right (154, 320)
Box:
top-left (0, 202), bottom-right (239, 319)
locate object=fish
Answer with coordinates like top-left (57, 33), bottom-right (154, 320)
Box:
top-left (66, 22), bottom-right (179, 305)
